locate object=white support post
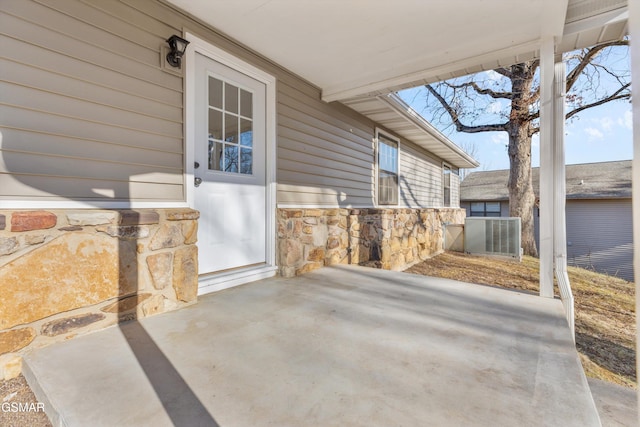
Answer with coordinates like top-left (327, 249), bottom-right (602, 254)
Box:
top-left (553, 60), bottom-right (575, 337)
top-left (627, 0), bottom-right (640, 413)
top-left (553, 61), bottom-right (567, 270)
top-left (539, 37), bottom-right (555, 298)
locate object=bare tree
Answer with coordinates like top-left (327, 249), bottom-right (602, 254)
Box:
top-left (423, 39), bottom-right (630, 256)
top-left (457, 141), bottom-right (479, 180)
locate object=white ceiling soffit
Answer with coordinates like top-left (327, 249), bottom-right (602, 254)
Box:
top-left (166, 0), bottom-right (569, 102)
top-left (343, 94), bottom-right (479, 169)
top-left (559, 0), bottom-right (628, 53)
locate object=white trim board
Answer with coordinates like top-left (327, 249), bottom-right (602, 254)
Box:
top-left (197, 265), bottom-right (279, 296)
top-left (0, 201), bottom-right (189, 209)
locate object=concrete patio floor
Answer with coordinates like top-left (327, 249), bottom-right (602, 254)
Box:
top-left (24, 265), bottom-right (600, 426)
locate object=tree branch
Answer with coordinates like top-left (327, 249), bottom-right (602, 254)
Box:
top-left (566, 83), bottom-right (631, 119)
top-left (443, 81), bottom-right (513, 99)
top-left (527, 83), bottom-right (629, 133)
top-left (425, 84), bottom-right (508, 133)
top-left (566, 40), bottom-right (629, 91)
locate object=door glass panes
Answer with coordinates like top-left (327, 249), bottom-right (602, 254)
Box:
top-left (209, 78), bottom-right (222, 109)
top-left (225, 83), bottom-right (238, 114)
top-left (240, 148), bottom-right (252, 174)
top-left (208, 76), bottom-right (254, 174)
top-left (223, 146), bottom-right (238, 172)
top-left (208, 110), bottom-right (222, 140)
top-left (209, 141), bottom-right (223, 170)
top-left (240, 89), bottom-right (252, 117)
top-left (224, 113), bottom-right (238, 143)
top-left (240, 119), bottom-right (252, 147)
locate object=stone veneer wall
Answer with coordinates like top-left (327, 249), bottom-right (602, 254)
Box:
top-left (0, 208), bottom-right (199, 379)
top-left (277, 208), bottom-right (465, 277)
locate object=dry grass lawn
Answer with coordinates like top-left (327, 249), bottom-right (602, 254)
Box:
top-left (406, 251), bottom-right (636, 389)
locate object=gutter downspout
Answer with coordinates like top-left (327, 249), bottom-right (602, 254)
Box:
top-left (540, 37), bottom-right (574, 338)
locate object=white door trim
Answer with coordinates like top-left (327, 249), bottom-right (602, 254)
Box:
top-left (184, 31), bottom-right (278, 295)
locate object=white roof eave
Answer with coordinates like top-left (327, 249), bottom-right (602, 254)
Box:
top-left (375, 94), bottom-right (480, 169)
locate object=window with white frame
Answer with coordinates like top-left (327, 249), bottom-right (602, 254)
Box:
top-left (376, 131), bottom-right (399, 205)
top-left (443, 164), bottom-right (451, 207)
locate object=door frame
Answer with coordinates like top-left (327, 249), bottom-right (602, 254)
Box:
top-left (184, 31), bottom-right (277, 295)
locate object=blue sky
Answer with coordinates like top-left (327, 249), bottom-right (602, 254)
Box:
top-left (444, 100), bottom-right (633, 171)
top-left (398, 68), bottom-right (633, 172)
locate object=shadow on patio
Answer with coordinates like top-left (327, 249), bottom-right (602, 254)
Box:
top-left (24, 265), bottom-right (599, 426)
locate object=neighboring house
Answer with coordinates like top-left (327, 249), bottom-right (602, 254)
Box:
top-left (0, 0), bottom-right (478, 357)
top-left (460, 160), bottom-right (633, 281)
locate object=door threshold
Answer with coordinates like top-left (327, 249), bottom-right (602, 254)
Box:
top-left (198, 264), bottom-right (278, 296)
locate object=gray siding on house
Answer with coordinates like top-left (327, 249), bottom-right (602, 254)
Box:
top-left (531, 200), bottom-right (632, 281)
top-left (398, 141), bottom-right (442, 208)
top-left (565, 199), bottom-right (633, 281)
top-left (1, 0), bottom-right (455, 209)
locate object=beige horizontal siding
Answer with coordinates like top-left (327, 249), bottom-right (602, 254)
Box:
top-left (1, 0), bottom-right (453, 209)
top-left (0, 0), bottom-right (185, 203)
top-left (1, 105), bottom-right (182, 153)
top-left (33, 0), bottom-right (175, 52)
top-left (450, 174), bottom-right (460, 208)
top-left (276, 80), bottom-right (375, 207)
top-left (2, 36), bottom-right (182, 106)
top-left (2, 174), bottom-right (183, 201)
top-left (1, 128), bottom-right (182, 170)
top-left (277, 185), bottom-right (372, 207)
top-left (1, 83), bottom-right (182, 138)
top-left (398, 141), bottom-right (443, 208)
top-left (2, 59), bottom-right (181, 121)
top-left (1, 10), bottom-right (180, 91)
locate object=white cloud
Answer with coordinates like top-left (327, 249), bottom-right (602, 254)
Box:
top-left (491, 133), bottom-right (507, 145)
top-left (584, 127), bottom-right (604, 141)
top-left (598, 117), bottom-right (614, 131)
top-left (618, 110), bottom-right (633, 130)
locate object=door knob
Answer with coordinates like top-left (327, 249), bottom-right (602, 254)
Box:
top-left (194, 177), bottom-right (202, 187)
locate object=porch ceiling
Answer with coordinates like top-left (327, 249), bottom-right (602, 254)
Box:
top-left (165, 0), bottom-right (627, 102)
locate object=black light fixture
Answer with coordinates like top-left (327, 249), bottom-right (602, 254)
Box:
top-left (166, 35), bottom-right (189, 68)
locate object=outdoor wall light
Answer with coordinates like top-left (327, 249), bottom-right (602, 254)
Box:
top-left (166, 35), bottom-right (189, 68)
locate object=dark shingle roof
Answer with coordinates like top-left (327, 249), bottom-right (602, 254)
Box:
top-left (460, 160), bottom-right (632, 201)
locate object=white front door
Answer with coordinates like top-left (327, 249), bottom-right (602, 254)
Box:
top-left (193, 52), bottom-right (268, 286)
